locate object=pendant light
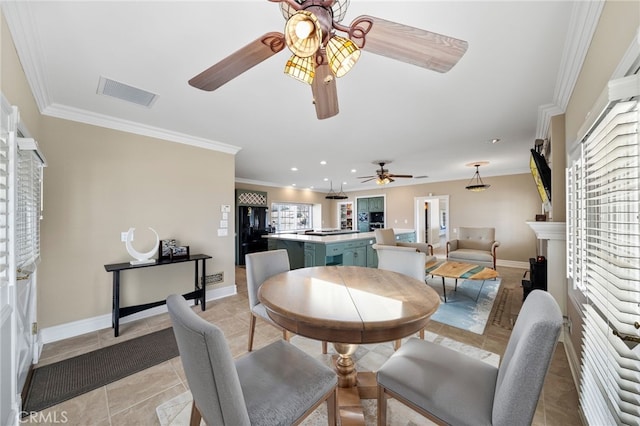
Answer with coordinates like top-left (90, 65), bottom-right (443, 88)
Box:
top-left (325, 181), bottom-right (348, 199)
top-left (465, 163), bottom-right (491, 192)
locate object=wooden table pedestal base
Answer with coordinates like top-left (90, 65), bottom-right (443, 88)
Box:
top-left (336, 371), bottom-right (377, 425)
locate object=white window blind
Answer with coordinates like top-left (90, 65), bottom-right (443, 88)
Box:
top-left (15, 145), bottom-right (42, 275)
top-left (0, 116), bottom-right (10, 307)
top-left (575, 96), bottom-right (640, 424)
top-left (567, 157), bottom-right (585, 291)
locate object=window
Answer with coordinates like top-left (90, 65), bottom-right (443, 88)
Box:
top-left (271, 203), bottom-right (313, 232)
top-left (567, 76), bottom-right (640, 424)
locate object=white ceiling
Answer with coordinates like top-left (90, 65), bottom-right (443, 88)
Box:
top-left (3, 1), bottom-right (591, 193)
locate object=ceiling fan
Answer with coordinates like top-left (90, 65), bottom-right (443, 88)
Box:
top-left (188, 0), bottom-right (468, 120)
top-left (358, 161), bottom-right (413, 185)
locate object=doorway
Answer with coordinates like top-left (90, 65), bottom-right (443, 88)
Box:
top-left (414, 195), bottom-right (449, 251)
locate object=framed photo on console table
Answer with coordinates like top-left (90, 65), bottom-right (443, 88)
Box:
top-left (170, 246), bottom-right (190, 260)
top-left (159, 239), bottom-right (177, 260)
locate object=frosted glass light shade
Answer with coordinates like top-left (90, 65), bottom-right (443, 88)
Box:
top-left (284, 54), bottom-right (315, 84)
top-left (326, 35), bottom-right (360, 77)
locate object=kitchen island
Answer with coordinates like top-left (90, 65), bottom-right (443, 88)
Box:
top-left (265, 229), bottom-right (416, 269)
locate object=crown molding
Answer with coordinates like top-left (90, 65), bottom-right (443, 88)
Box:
top-left (536, 0), bottom-right (604, 139)
top-left (43, 103), bottom-right (241, 154)
top-left (1, 2), bottom-right (52, 112)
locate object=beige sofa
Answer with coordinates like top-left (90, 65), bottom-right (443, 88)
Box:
top-left (446, 227), bottom-right (499, 269)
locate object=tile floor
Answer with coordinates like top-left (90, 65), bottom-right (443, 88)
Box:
top-left (29, 264), bottom-right (582, 425)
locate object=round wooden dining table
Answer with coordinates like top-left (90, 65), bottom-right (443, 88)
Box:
top-left (259, 264), bottom-right (440, 381)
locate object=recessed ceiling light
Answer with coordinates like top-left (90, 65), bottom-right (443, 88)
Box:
top-left (291, 167), bottom-right (298, 171)
top-left (292, 183), bottom-right (296, 187)
top-left (492, 138), bottom-right (501, 144)
top-left (310, 186), bottom-right (314, 189)
top-left (343, 182), bottom-right (347, 185)
top-left (320, 161), bottom-right (327, 165)
top-left (323, 178), bottom-right (329, 181)
top-left (351, 169), bottom-right (357, 173)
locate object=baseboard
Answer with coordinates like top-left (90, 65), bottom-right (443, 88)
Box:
top-left (496, 259), bottom-right (529, 269)
top-left (38, 285), bottom-right (238, 348)
top-left (562, 327), bottom-right (582, 395)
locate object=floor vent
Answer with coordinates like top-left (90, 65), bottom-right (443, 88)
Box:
top-left (97, 76), bottom-right (158, 107)
top-left (205, 272), bottom-right (224, 285)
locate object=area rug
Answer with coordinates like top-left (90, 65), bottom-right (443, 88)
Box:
top-left (427, 276), bottom-right (502, 334)
top-left (23, 327), bottom-right (178, 414)
top-left (156, 333), bottom-right (500, 426)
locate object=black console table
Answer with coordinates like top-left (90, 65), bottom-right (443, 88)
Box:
top-left (104, 254), bottom-right (212, 337)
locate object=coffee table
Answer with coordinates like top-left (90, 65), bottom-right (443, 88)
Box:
top-left (425, 259), bottom-right (499, 302)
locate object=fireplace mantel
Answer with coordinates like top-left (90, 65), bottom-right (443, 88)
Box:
top-left (525, 221), bottom-right (566, 240)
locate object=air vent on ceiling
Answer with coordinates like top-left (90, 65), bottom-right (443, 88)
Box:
top-left (97, 77), bottom-right (158, 107)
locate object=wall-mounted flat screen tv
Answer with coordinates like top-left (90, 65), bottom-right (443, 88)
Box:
top-left (530, 148), bottom-right (551, 206)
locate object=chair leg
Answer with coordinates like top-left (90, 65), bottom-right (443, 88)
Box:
top-left (322, 341), bottom-right (328, 354)
top-left (419, 328), bottom-right (425, 339)
top-left (282, 329), bottom-right (290, 342)
top-left (393, 339), bottom-right (402, 350)
top-left (190, 401), bottom-right (202, 426)
top-left (377, 385), bottom-right (387, 426)
top-left (326, 388), bottom-right (337, 426)
top-left (248, 313), bottom-right (256, 352)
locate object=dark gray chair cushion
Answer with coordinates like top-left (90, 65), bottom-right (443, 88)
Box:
top-left (167, 294), bottom-right (337, 426)
top-left (377, 290), bottom-right (562, 426)
top-left (377, 338), bottom-right (498, 426)
top-left (237, 340), bottom-right (336, 425)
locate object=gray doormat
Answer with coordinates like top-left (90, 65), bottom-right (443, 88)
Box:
top-left (23, 327), bottom-right (179, 414)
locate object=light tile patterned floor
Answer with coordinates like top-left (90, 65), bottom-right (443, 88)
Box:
top-left (29, 265), bottom-right (583, 425)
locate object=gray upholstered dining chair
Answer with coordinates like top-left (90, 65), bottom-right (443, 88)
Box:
top-left (374, 245), bottom-right (429, 342)
top-left (167, 294), bottom-right (338, 426)
top-left (245, 249), bottom-right (292, 352)
top-left (246, 249), bottom-right (327, 353)
top-left (376, 290), bottom-right (562, 426)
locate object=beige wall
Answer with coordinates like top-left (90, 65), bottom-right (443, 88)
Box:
top-left (241, 173), bottom-right (542, 264)
top-left (2, 13), bottom-right (236, 329)
top-left (565, 0), bottom-right (640, 141)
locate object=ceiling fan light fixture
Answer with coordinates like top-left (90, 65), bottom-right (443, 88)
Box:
top-left (465, 164), bottom-right (491, 191)
top-left (376, 177), bottom-right (391, 185)
top-left (326, 35), bottom-right (360, 77)
top-left (284, 54), bottom-right (315, 84)
top-left (285, 11), bottom-right (322, 58)
top-left (331, 0), bottom-right (350, 23)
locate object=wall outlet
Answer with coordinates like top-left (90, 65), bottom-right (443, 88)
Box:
top-left (120, 232), bottom-right (129, 242)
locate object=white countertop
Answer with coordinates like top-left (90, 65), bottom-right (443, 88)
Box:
top-left (264, 228), bottom-right (415, 244)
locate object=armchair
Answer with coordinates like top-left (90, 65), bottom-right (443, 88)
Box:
top-left (446, 227), bottom-right (499, 269)
top-left (374, 228), bottom-right (434, 256)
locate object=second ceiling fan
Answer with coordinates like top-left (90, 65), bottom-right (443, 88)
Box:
top-left (188, 0), bottom-right (468, 120)
top-left (359, 161), bottom-right (413, 185)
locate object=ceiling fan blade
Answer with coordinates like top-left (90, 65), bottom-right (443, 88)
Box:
top-left (351, 15), bottom-right (468, 73)
top-left (311, 52), bottom-right (339, 119)
top-left (388, 174), bottom-right (413, 178)
top-left (189, 32), bottom-right (285, 91)
top-left (357, 175), bottom-right (376, 179)
top-left (361, 177), bottom-right (377, 183)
